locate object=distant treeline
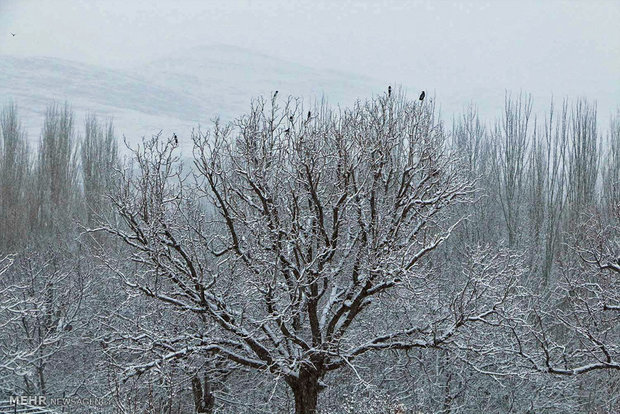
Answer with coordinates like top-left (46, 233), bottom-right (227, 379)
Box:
top-left (0, 93), bottom-right (618, 413)
top-left (1, 96), bottom-right (617, 252)
top-left (0, 102), bottom-right (118, 249)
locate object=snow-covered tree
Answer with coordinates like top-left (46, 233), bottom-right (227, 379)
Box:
top-left (93, 93), bottom-right (543, 413)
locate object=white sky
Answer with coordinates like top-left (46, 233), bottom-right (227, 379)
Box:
top-left (1, 0), bottom-right (619, 119)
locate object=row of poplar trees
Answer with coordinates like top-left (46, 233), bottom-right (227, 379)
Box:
top-left (0, 103), bottom-right (118, 249)
top-left (0, 93), bottom-right (618, 413)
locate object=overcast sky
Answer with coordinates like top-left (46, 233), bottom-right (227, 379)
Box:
top-left (1, 0), bottom-right (619, 119)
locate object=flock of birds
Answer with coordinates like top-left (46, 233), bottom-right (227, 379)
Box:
top-left (172, 88), bottom-right (423, 143)
top-left (275, 87), bottom-right (424, 102)
top-left (387, 85), bottom-right (425, 101)
top-left (170, 88), bottom-right (425, 144)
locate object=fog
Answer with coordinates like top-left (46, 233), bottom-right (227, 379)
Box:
top-left (1, 2), bottom-right (619, 413)
top-left (2, 0), bottom-right (619, 119)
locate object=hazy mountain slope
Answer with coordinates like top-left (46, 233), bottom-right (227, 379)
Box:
top-left (0, 56), bottom-right (209, 142)
top-left (2, 46), bottom-right (616, 153)
top-left (1, 46), bottom-right (385, 151)
top-left (137, 44), bottom-right (383, 118)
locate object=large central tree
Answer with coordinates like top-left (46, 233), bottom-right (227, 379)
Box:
top-left (99, 93), bottom-right (517, 413)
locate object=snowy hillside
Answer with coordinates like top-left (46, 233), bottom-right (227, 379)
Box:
top-left (0, 56), bottom-right (205, 144)
top-left (1, 46), bottom-right (384, 149)
top-left (137, 44), bottom-right (382, 118)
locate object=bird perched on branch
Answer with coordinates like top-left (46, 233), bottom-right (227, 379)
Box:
top-left (419, 91), bottom-right (425, 101)
top-left (173, 133), bottom-right (178, 145)
top-left (274, 90), bottom-right (278, 99)
top-left (388, 85), bottom-right (392, 97)
top-left (307, 111), bottom-right (311, 120)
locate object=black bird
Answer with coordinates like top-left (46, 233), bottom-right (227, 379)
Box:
top-left (388, 85), bottom-right (392, 97)
top-left (419, 91), bottom-right (425, 101)
top-left (274, 90), bottom-right (279, 99)
top-left (289, 115), bottom-right (294, 122)
top-left (10, 33), bottom-right (16, 37)
top-left (284, 128), bottom-right (290, 133)
top-left (173, 133), bottom-right (178, 145)
top-left (307, 111), bottom-right (311, 120)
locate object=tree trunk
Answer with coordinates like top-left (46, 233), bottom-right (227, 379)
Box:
top-left (191, 374), bottom-right (214, 413)
top-left (288, 368), bottom-right (322, 414)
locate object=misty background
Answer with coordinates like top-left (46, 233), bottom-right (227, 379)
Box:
top-left (1, 0), bottom-right (619, 145)
top-left (1, 2), bottom-right (620, 413)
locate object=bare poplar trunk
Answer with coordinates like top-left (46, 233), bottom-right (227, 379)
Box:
top-left (191, 374), bottom-right (214, 413)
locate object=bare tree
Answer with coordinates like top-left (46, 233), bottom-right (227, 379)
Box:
top-left (81, 115), bottom-right (119, 225)
top-left (34, 103), bottom-right (80, 235)
top-left (602, 111), bottom-right (620, 214)
top-left (0, 103), bottom-right (31, 248)
top-left (460, 204), bottom-right (620, 412)
top-left (89, 93), bottom-right (538, 413)
top-left (525, 100), bottom-right (569, 284)
top-left (493, 93), bottom-right (532, 247)
top-left (0, 90), bottom-right (615, 412)
top-left (450, 105), bottom-right (499, 246)
top-left (567, 100), bottom-right (600, 217)
top-left (0, 248), bottom-right (85, 396)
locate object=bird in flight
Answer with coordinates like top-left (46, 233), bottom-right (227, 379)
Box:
top-left (419, 91), bottom-right (425, 101)
top-left (10, 33), bottom-right (16, 37)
